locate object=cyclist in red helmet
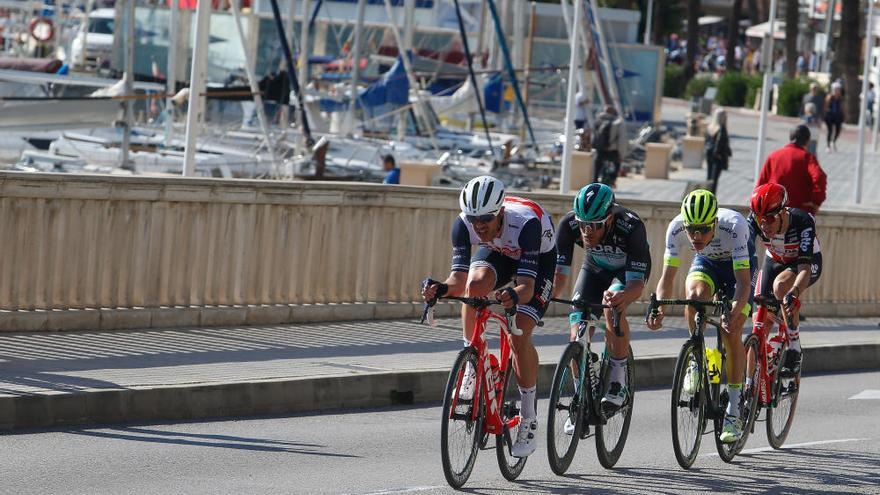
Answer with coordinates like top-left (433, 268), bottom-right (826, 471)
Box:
top-left (748, 182), bottom-right (823, 374)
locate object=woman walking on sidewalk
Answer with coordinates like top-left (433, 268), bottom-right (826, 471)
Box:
top-left (823, 83), bottom-right (845, 153)
top-left (705, 108), bottom-right (731, 193)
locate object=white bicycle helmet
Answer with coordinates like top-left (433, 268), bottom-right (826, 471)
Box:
top-left (459, 176), bottom-right (506, 216)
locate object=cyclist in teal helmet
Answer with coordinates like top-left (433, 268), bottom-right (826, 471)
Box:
top-left (554, 183), bottom-right (651, 416)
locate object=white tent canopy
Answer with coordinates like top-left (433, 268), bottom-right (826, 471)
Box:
top-left (746, 21), bottom-right (787, 40)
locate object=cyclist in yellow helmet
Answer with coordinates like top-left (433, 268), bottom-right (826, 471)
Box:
top-left (646, 189), bottom-right (758, 443)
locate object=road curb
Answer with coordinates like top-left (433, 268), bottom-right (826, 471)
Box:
top-left (0, 343), bottom-right (877, 431)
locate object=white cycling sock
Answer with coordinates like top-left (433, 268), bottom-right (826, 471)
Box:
top-left (787, 327), bottom-right (801, 352)
top-left (726, 383), bottom-right (742, 417)
top-left (518, 386), bottom-right (537, 420)
top-left (610, 357), bottom-right (628, 386)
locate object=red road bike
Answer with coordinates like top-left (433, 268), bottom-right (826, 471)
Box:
top-left (743, 295), bottom-right (802, 448)
top-left (422, 295), bottom-right (527, 489)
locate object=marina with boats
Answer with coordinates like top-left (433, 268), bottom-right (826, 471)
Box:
top-left (0, 0), bottom-right (664, 189)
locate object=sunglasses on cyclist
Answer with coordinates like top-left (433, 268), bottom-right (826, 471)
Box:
top-left (577, 216), bottom-right (610, 232)
top-left (684, 222), bottom-right (714, 235)
top-left (466, 212), bottom-right (498, 224)
top-left (756, 208), bottom-right (783, 223)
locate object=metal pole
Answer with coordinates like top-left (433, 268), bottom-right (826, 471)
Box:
top-left (588, 0), bottom-right (622, 117)
top-left (282, 0), bottom-right (296, 131)
top-left (560, 0), bottom-right (582, 194)
top-left (344, 0), bottom-right (367, 136)
top-left (855, 0), bottom-right (875, 204)
top-left (755, 0), bottom-right (778, 182)
top-left (120, 0), bottom-right (135, 170)
top-left (644, 0), bottom-right (653, 46)
top-left (300, 0), bottom-right (313, 151)
top-left (521, 1), bottom-right (536, 142)
top-left (182, 0), bottom-right (212, 177)
top-left (398, 0), bottom-right (416, 142)
top-left (231, 0), bottom-right (278, 172)
top-left (165, 0), bottom-right (179, 147)
top-left (822, 0), bottom-right (836, 72)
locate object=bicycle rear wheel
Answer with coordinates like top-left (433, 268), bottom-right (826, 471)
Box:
top-left (496, 356), bottom-right (527, 480)
top-left (595, 346), bottom-right (635, 469)
top-left (671, 341), bottom-right (706, 469)
top-left (546, 342), bottom-right (584, 475)
top-left (440, 347), bottom-right (483, 489)
top-left (766, 341), bottom-right (801, 448)
top-left (716, 335), bottom-right (760, 461)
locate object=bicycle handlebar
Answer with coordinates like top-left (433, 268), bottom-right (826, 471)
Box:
top-left (550, 297), bottom-right (622, 337)
top-left (644, 292), bottom-right (732, 324)
top-left (421, 295), bottom-right (522, 336)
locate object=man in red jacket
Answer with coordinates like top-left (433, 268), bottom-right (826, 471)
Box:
top-left (757, 125), bottom-right (827, 215)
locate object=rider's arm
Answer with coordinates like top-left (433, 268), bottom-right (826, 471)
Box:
top-left (618, 219), bottom-right (651, 306)
top-left (443, 217), bottom-right (473, 297)
top-left (512, 218), bottom-right (543, 304)
top-left (658, 218), bottom-right (684, 300)
top-left (789, 211), bottom-right (816, 299)
top-left (552, 212), bottom-right (578, 298)
top-left (728, 218), bottom-right (754, 331)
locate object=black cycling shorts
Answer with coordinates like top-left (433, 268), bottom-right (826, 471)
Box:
top-left (756, 253), bottom-right (823, 298)
top-left (471, 247), bottom-right (556, 324)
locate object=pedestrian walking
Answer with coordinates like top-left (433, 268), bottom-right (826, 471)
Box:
top-left (705, 108), bottom-right (731, 193)
top-left (824, 83), bottom-right (845, 152)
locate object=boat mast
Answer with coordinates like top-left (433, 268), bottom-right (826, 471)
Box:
top-left (344, 0), bottom-right (368, 136)
top-left (451, 0), bottom-right (495, 158)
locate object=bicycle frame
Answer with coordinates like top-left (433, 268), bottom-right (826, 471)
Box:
top-left (750, 298), bottom-right (792, 407)
top-left (646, 294), bottom-right (731, 421)
top-left (449, 304), bottom-right (519, 436)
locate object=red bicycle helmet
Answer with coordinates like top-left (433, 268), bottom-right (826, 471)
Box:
top-left (750, 183), bottom-right (788, 218)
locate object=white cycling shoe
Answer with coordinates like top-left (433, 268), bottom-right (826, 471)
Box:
top-left (511, 417), bottom-right (538, 458)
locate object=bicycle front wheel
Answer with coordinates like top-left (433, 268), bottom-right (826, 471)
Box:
top-left (546, 341), bottom-right (584, 475)
top-left (766, 341), bottom-right (801, 448)
top-left (595, 346), bottom-right (635, 469)
top-left (440, 347), bottom-right (483, 489)
top-left (671, 341), bottom-right (706, 469)
top-left (496, 356), bottom-right (527, 481)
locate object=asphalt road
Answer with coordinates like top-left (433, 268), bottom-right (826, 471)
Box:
top-left (5, 370), bottom-right (879, 494)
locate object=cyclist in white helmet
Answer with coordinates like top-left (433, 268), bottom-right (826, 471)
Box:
top-left (422, 175), bottom-right (557, 458)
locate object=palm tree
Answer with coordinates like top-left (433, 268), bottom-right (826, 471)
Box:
top-left (838, 0), bottom-right (860, 123)
top-left (727, 0), bottom-right (743, 71)
top-left (785, 0), bottom-right (799, 78)
top-left (685, 0), bottom-right (700, 82)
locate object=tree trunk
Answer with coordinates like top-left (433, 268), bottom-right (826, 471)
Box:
top-left (685, 0), bottom-right (700, 82)
top-left (727, 0), bottom-right (743, 71)
top-left (746, 0), bottom-right (761, 24)
top-left (785, 0), bottom-right (799, 78)
top-left (839, 0), bottom-right (860, 124)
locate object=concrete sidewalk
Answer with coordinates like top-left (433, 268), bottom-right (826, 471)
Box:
top-left (0, 314), bottom-right (877, 430)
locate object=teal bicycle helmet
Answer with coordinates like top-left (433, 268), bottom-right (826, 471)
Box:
top-left (573, 183), bottom-right (615, 222)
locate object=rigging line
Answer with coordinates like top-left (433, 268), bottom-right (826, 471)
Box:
top-left (485, 0), bottom-right (539, 152)
top-left (450, 0), bottom-right (494, 159)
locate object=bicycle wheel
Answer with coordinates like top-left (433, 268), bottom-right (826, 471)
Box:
top-left (716, 335), bottom-right (760, 461)
top-left (766, 341), bottom-right (801, 448)
top-left (440, 347), bottom-right (483, 489)
top-left (546, 342), bottom-right (584, 475)
top-left (670, 341), bottom-right (706, 469)
top-left (595, 346), bottom-right (635, 469)
top-left (496, 357), bottom-right (527, 480)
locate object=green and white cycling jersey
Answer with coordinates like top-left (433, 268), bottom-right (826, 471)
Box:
top-left (664, 208), bottom-right (752, 271)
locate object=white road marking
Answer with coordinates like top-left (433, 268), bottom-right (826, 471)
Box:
top-left (704, 437), bottom-right (868, 457)
top-left (346, 486), bottom-right (444, 495)
top-left (849, 389), bottom-right (880, 400)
